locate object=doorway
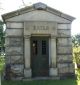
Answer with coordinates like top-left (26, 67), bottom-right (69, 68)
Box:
top-left (31, 36), bottom-right (49, 77)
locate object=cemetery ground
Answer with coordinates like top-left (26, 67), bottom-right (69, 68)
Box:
top-left (1, 68), bottom-right (80, 85)
top-left (1, 78), bottom-right (78, 85)
top-left (0, 54), bottom-right (80, 85)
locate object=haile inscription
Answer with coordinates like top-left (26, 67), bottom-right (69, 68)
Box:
top-left (33, 26), bottom-right (49, 30)
top-left (26, 25), bottom-right (49, 30)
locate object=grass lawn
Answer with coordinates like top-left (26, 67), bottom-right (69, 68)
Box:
top-left (2, 79), bottom-right (78, 85)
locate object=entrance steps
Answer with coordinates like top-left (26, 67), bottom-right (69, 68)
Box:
top-left (23, 76), bottom-right (60, 81)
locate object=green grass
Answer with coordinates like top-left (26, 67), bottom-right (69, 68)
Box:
top-left (2, 79), bottom-right (77, 85)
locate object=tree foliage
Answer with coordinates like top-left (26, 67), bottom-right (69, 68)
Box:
top-left (0, 20), bottom-right (5, 73)
top-left (0, 20), bottom-right (5, 54)
top-left (72, 34), bottom-right (80, 68)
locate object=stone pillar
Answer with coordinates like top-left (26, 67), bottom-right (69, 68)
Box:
top-left (24, 35), bottom-right (32, 78)
top-left (49, 36), bottom-right (58, 76)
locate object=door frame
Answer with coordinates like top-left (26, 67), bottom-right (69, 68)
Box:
top-left (30, 36), bottom-right (50, 77)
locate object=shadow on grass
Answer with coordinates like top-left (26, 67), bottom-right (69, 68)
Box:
top-left (2, 79), bottom-right (77, 85)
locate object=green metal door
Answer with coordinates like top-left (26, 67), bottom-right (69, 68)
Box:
top-left (31, 37), bottom-right (49, 77)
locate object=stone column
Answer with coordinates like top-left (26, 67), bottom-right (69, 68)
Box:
top-left (24, 35), bottom-right (32, 78)
top-left (49, 36), bottom-right (58, 76)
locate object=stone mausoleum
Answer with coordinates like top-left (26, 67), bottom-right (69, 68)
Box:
top-left (2, 2), bottom-right (75, 80)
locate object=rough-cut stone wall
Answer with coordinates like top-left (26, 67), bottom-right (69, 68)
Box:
top-left (4, 22), bottom-right (74, 80)
top-left (5, 22), bottom-right (24, 79)
top-left (57, 24), bottom-right (75, 78)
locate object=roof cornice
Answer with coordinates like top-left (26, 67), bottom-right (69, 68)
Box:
top-left (2, 2), bottom-right (75, 22)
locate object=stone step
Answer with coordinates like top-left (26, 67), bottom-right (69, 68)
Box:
top-left (23, 76), bottom-right (60, 81)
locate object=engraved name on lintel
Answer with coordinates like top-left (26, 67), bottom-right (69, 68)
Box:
top-left (26, 25), bottom-right (49, 30)
top-left (33, 26), bottom-right (49, 30)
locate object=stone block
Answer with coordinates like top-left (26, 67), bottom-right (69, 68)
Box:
top-left (57, 38), bottom-right (72, 46)
top-left (10, 37), bottom-right (23, 46)
top-left (5, 55), bottom-right (11, 64)
top-left (49, 68), bottom-right (58, 76)
top-left (58, 63), bottom-right (68, 68)
top-left (58, 63), bottom-right (75, 74)
top-left (24, 69), bottom-right (32, 78)
top-left (7, 22), bottom-right (23, 28)
top-left (11, 64), bottom-right (24, 76)
top-left (59, 67), bottom-right (69, 74)
top-left (58, 24), bottom-right (71, 29)
top-left (5, 46), bottom-right (23, 55)
top-left (5, 38), bottom-right (9, 46)
top-left (57, 55), bottom-right (72, 63)
top-left (68, 63), bottom-right (75, 73)
top-left (58, 63), bottom-right (69, 74)
top-left (67, 24), bottom-right (71, 29)
top-left (57, 29), bottom-right (71, 37)
top-left (10, 56), bottom-right (23, 64)
top-left (57, 46), bottom-right (72, 54)
top-left (5, 37), bottom-right (23, 46)
top-left (6, 28), bottom-right (23, 36)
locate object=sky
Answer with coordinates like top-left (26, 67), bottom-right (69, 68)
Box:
top-left (0, 0), bottom-right (80, 35)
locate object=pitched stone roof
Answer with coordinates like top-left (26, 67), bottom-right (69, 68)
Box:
top-left (2, 2), bottom-right (75, 22)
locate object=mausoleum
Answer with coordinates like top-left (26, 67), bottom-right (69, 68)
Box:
top-left (2, 2), bottom-right (75, 80)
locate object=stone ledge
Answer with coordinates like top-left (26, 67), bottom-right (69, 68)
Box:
top-left (23, 76), bottom-right (60, 80)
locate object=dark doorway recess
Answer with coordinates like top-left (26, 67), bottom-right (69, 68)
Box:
top-left (31, 36), bottom-right (49, 77)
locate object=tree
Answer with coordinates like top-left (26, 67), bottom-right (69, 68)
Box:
top-left (0, 20), bottom-right (5, 55)
top-left (0, 20), bottom-right (4, 85)
top-left (75, 34), bottom-right (80, 45)
top-left (72, 35), bottom-right (79, 47)
top-left (72, 34), bottom-right (80, 68)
